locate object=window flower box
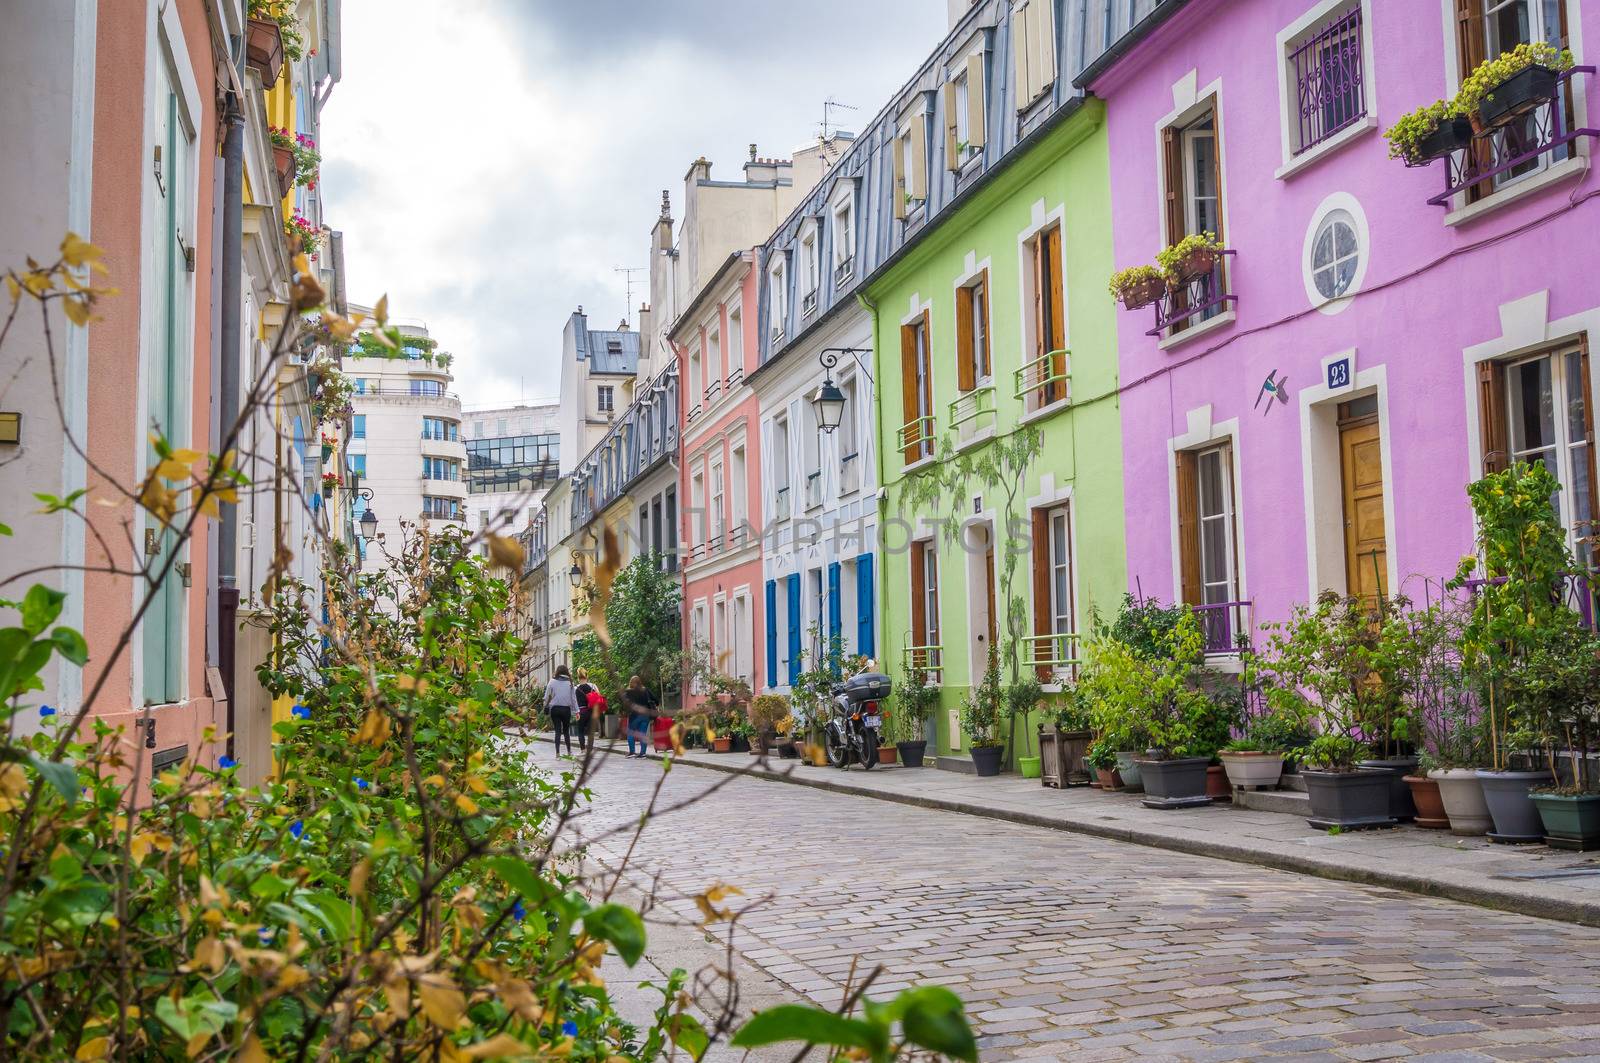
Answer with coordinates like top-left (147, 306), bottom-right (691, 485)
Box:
top-left (1157, 233), bottom-right (1224, 284)
top-left (271, 143), bottom-right (296, 199)
top-left (1476, 64), bottom-right (1561, 131)
top-left (1108, 265), bottom-right (1166, 311)
top-left (1411, 115), bottom-right (1474, 164)
top-left (245, 17), bottom-right (285, 88)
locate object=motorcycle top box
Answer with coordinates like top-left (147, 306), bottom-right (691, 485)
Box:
top-left (841, 672), bottom-right (892, 701)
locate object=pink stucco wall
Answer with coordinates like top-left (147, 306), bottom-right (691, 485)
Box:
top-left (1093, 0), bottom-right (1600, 631)
top-left (677, 256), bottom-right (766, 709)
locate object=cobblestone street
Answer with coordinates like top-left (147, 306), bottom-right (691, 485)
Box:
top-left (579, 755), bottom-right (1600, 1062)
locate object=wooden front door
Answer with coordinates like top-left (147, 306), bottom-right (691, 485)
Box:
top-left (1339, 418), bottom-right (1387, 602)
top-left (984, 544), bottom-right (997, 652)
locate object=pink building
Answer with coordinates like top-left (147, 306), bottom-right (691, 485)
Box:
top-left (1087, 0), bottom-right (1600, 643)
top-left (674, 252), bottom-right (766, 708)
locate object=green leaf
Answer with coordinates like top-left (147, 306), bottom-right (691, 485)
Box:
top-left (0, 523), bottom-right (11, 535)
top-left (898, 988), bottom-right (977, 1063)
top-left (583, 903), bottom-right (646, 967)
top-left (731, 1006), bottom-right (886, 1054)
top-left (483, 855), bottom-right (555, 906)
top-left (29, 754), bottom-right (79, 806)
top-left (49, 626), bottom-right (88, 666)
top-left (20, 585), bottom-right (66, 636)
top-left (668, 1012), bottom-right (709, 1061)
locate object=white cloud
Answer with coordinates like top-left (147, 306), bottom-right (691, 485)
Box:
top-left (320, 0), bottom-right (945, 406)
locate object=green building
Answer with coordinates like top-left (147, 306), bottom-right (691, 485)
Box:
top-left (867, 98), bottom-right (1127, 767)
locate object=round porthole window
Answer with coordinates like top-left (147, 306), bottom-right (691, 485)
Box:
top-left (1312, 210), bottom-right (1359, 299)
top-left (1301, 193), bottom-right (1369, 313)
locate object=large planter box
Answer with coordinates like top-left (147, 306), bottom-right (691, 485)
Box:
top-left (1358, 756), bottom-right (1419, 822)
top-left (1302, 769), bottom-right (1395, 830)
top-left (1478, 64), bottom-right (1560, 130)
top-left (1038, 726), bottom-right (1092, 787)
top-left (272, 144), bottom-right (297, 200)
top-left (1477, 769), bottom-right (1552, 843)
top-left (1137, 757), bottom-right (1212, 809)
top-left (245, 17), bottom-right (285, 88)
top-left (1113, 752), bottom-right (1145, 793)
top-left (971, 746), bottom-right (1003, 777)
top-left (1219, 751), bottom-right (1284, 790)
top-left (1410, 116), bottom-right (1474, 164)
top-left (1531, 792), bottom-right (1600, 851)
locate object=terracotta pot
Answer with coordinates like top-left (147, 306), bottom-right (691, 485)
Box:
top-left (1173, 246), bottom-right (1219, 282)
top-left (877, 744), bottom-right (898, 765)
top-left (1205, 764), bottom-right (1231, 801)
top-left (1118, 275), bottom-right (1166, 311)
top-left (1404, 775), bottom-right (1450, 830)
top-left (1095, 767), bottom-right (1123, 790)
top-left (272, 143), bottom-right (297, 199)
top-left (245, 17), bottom-right (285, 88)
top-left (712, 737), bottom-right (732, 753)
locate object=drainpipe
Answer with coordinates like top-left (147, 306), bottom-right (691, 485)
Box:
top-left (217, 60), bottom-right (245, 759)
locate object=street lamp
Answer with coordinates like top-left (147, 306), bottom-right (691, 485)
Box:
top-left (359, 506), bottom-right (379, 540)
top-left (568, 560), bottom-right (584, 587)
top-left (811, 351), bottom-right (847, 434)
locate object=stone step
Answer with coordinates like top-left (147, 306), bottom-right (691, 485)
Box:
top-left (935, 755), bottom-right (976, 774)
top-left (1237, 787), bottom-right (1310, 815)
top-left (1282, 773), bottom-right (1307, 792)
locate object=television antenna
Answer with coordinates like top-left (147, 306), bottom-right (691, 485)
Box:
top-left (819, 97), bottom-right (857, 141)
top-left (613, 266), bottom-right (646, 327)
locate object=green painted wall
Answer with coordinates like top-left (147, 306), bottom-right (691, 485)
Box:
top-left (867, 100), bottom-right (1126, 761)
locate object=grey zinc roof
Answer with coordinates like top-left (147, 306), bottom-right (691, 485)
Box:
top-left (585, 327), bottom-right (639, 375)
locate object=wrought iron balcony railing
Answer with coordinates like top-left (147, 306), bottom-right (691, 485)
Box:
top-left (1288, 6), bottom-right (1366, 155)
top-left (1191, 600), bottom-right (1253, 655)
top-left (1149, 250), bottom-right (1237, 337)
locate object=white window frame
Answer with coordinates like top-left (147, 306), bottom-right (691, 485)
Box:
top-left (1301, 191), bottom-right (1370, 314)
top-left (1272, 0), bottom-right (1379, 178)
top-left (831, 190), bottom-right (855, 271)
top-left (768, 257), bottom-right (787, 343)
top-left (727, 300), bottom-right (744, 374)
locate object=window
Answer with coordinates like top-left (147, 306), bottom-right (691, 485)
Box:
top-left (893, 111), bottom-right (929, 219)
top-left (1286, 4), bottom-right (1366, 155)
top-left (900, 313), bottom-right (934, 463)
top-left (731, 591), bottom-right (752, 686)
top-left (838, 376), bottom-right (859, 494)
top-left (1176, 442), bottom-right (1242, 650)
top-left (353, 377), bottom-right (367, 394)
top-left (800, 228), bottom-right (819, 311)
top-left (802, 396), bottom-right (821, 508)
top-left (1489, 343), bottom-right (1594, 559)
top-left (409, 379), bottom-right (444, 396)
top-left (346, 454), bottom-right (366, 477)
top-left (1311, 209), bottom-right (1359, 299)
top-left (1162, 106), bottom-right (1226, 329)
top-left (665, 486), bottom-right (678, 571)
top-left (957, 273), bottom-right (991, 390)
top-left (422, 457), bottom-right (459, 481)
top-left (708, 325), bottom-right (723, 388)
top-left (1011, 0), bottom-right (1058, 111)
top-left (727, 304), bottom-right (743, 371)
top-left (421, 417), bottom-right (459, 441)
top-left (1030, 503), bottom-right (1074, 676)
top-left (1458, 0), bottom-right (1573, 196)
top-left (773, 415), bottom-right (792, 517)
top-left (1024, 225), bottom-right (1066, 407)
top-left (731, 443), bottom-right (747, 541)
top-left (464, 433), bottom-right (559, 494)
top-left (944, 52), bottom-right (986, 170)
top-left (909, 539), bottom-right (941, 665)
top-left (714, 597), bottom-right (728, 673)
top-left (597, 385), bottom-right (614, 413)
top-left (352, 414), bottom-right (366, 439)
top-left (710, 459), bottom-right (725, 546)
top-left (688, 347), bottom-right (702, 415)
top-left (422, 495), bottom-right (462, 520)
top-left (832, 197), bottom-right (855, 281)
top-left (769, 259), bottom-right (787, 343)
top-left (690, 466), bottom-right (705, 550)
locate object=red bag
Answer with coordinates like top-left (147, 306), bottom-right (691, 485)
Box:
top-left (585, 690), bottom-right (607, 719)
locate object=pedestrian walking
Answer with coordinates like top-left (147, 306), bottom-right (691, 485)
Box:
top-left (623, 675), bottom-right (657, 758)
top-left (544, 665), bottom-right (577, 756)
top-left (573, 668), bottom-right (597, 753)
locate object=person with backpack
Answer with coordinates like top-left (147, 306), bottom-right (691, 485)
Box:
top-left (573, 668), bottom-right (597, 753)
top-left (623, 675), bottom-right (657, 759)
top-left (544, 665), bottom-right (577, 757)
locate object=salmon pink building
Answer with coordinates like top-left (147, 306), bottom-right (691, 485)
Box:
top-left (1086, 0), bottom-right (1600, 643)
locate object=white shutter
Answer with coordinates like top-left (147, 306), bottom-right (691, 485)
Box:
top-left (1033, 0), bottom-right (1057, 95)
top-left (1012, 2), bottom-right (1031, 111)
top-left (967, 51), bottom-right (987, 148)
top-left (909, 112), bottom-right (928, 200)
top-left (943, 80), bottom-right (960, 171)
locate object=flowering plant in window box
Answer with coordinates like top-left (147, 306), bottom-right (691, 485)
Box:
top-left (1383, 99), bottom-right (1473, 164)
top-left (1107, 264), bottom-right (1167, 310)
top-left (290, 132), bottom-right (321, 188)
top-left (1155, 232), bottom-right (1224, 284)
top-left (267, 127), bottom-right (297, 197)
top-left (248, 0), bottom-right (306, 62)
top-left (320, 470), bottom-right (340, 497)
top-left (319, 430), bottom-right (337, 463)
top-left (1458, 41), bottom-right (1573, 133)
top-left (285, 212), bottom-right (321, 257)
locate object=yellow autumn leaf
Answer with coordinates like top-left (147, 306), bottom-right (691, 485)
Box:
top-left (292, 252), bottom-right (310, 275)
top-left (60, 232), bottom-right (104, 267)
top-left (375, 294), bottom-right (389, 326)
top-left (454, 793), bottom-right (480, 816)
top-left (185, 1030), bottom-right (211, 1057)
top-left (423, 774), bottom-right (446, 789)
top-left (22, 270), bottom-right (54, 295)
top-left (75, 1036), bottom-right (109, 1060)
top-left (62, 296), bottom-right (90, 327)
top-left (350, 857), bottom-right (371, 897)
top-left (486, 534), bottom-right (524, 571)
top-left (4, 274), bottom-right (19, 303)
top-left (461, 1033), bottom-right (536, 1059)
top-left (417, 975), bottom-right (467, 1030)
top-left (356, 708), bottom-right (391, 745)
top-left (237, 1034), bottom-right (268, 1063)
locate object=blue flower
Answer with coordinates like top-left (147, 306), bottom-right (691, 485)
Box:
top-left (510, 899), bottom-right (526, 922)
top-left (355, 777), bottom-right (369, 790)
top-left (258, 926), bottom-right (275, 944)
top-left (291, 704), bottom-right (311, 719)
top-left (218, 755), bottom-right (237, 769)
top-left (39, 705), bottom-right (55, 718)
top-left (289, 820), bottom-right (304, 839)
top-left (562, 1021), bottom-right (578, 1037)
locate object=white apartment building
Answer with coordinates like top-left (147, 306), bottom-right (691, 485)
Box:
top-left (462, 401), bottom-right (561, 550)
top-left (557, 310), bottom-right (640, 474)
top-left (344, 316), bottom-right (465, 566)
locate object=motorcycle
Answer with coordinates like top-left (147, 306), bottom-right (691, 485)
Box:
top-left (824, 671), bottom-right (892, 770)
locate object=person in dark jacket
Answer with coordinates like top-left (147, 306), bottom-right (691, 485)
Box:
top-left (623, 675), bottom-right (657, 758)
top-left (572, 667), bottom-right (597, 753)
top-left (544, 664), bottom-right (577, 756)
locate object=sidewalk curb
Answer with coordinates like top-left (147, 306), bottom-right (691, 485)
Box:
top-left (663, 753), bottom-right (1600, 929)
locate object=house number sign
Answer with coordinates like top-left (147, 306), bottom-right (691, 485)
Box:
top-left (1323, 350), bottom-right (1355, 394)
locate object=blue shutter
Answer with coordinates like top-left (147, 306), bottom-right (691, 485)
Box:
top-left (786, 574), bottom-right (802, 685)
top-left (856, 553), bottom-right (876, 660)
top-left (765, 580), bottom-right (778, 688)
top-left (827, 562), bottom-right (843, 654)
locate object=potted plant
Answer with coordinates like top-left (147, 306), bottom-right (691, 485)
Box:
top-left (892, 664), bottom-right (938, 768)
top-left (1155, 231), bottom-right (1224, 284)
top-left (1384, 99), bottom-right (1474, 165)
top-left (1086, 740), bottom-right (1120, 790)
top-left (1039, 684), bottom-right (1093, 787)
top-left (290, 132), bottom-right (321, 189)
top-left (320, 471), bottom-right (339, 498)
top-left (1458, 41), bottom-right (1574, 132)
top-left (267, 127), bottom-right (297, 199)
top-left (1298, 734), bottom-right (1394, 830)
top-left (961, 643), bottom-right (1005, 777)
top-left (1522, 621), bottom-right (1600, 849)
top-left (1402, 599), bottom-right (1479, 830)
top-left (1453, 462), bottom-right (1568, 842)
top-left (319, 430), bottom-right (337, 464)
top-left (1218, 713), bottom-right (1291, 791)
top-left (245, 3), bottom-right (286, 87)
top-left (749, 693), bottom-right (789, 756)
top-left (1107, 264), bottom-right (1167, 311)
top-left (285, 213), bottom-right (322, 257)
top-left (876, 739), bottom-right (899, 765)
top-left (1005, 674), bottom-right (1045, 779)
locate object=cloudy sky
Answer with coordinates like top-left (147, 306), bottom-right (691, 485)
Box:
top-left (321, 0), bottom-right (947, 408)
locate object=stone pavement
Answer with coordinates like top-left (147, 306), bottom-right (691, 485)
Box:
top-left (570, 751), bottom-right (1600, 1062)
top-left (637, 745), bottom-right (1600, 928)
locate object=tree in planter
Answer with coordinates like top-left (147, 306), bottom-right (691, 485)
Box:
top-left (1081, 603), bottom-right (1216, 760)
top-left (888, 663), bottom-right (938, 752)
top-left (960, 642), bottom-right (1005, 752)
top-left (1402, 595), bottom-right (1483, 774)
top-left (1004, 673), bottom-right (1045, 762)
top-left (749, 693), bottom-right (792, 753)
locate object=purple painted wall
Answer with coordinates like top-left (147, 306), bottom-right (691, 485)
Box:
top-left (1090, 0), bottom-right (1600, 634)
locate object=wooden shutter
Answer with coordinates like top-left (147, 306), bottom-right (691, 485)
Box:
top-left (967, 52), bottom-right (987, 148)
top-left (893, 131), bottom-right (907, 220)
top-left (1221, 442), bottom-right (1241, 602)
top-left (1030, 234), bottom-right (1046, 404)
top-left (918, 309), bottom-right (934, 456)
top-left (910, 540), bottom-right (928, 650)
top-left (909, 114), bottom-right (928, 201)
top-left (957, 286), bottom-right (976, 392)
top-left (1045, 225), bottom-right (1066, 403)
top-left (979, 270), bottom-right (992, 378)
top-left (1031, 507), bottom-right (1052, 680)
top-left (1032, 0), bottom-right (1056, 95)
top-left (1455, 0), bottom-right (1492, 201)
top-left (1161, 126), bottom-right (1185, 243)
top-left (901, 323), bottom-right (920, 463)
top-left (1012, 2), bottom-right (1031, 110)
top-left (1175, 450), bottom-right (1202, 606)
top-left (1477, 360), bottom-right (1509, 474)
top-left (1579, 337), bottom-right (1598, 571)
top-left (943, 81), bottom-right (960, 171)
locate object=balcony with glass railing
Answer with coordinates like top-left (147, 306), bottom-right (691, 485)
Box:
top-left (839, 452), bottom-right (860, 496)
top-left (804, 470), bottom-right (823, 510)
top-left (774, 485), bottom-right (791, 522)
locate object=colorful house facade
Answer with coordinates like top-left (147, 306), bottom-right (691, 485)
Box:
top-left (1086, 0), bottom-right (1600, 639)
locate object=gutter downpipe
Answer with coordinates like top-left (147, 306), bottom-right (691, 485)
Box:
top-left (218, 43), bottom-right (245, 760)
